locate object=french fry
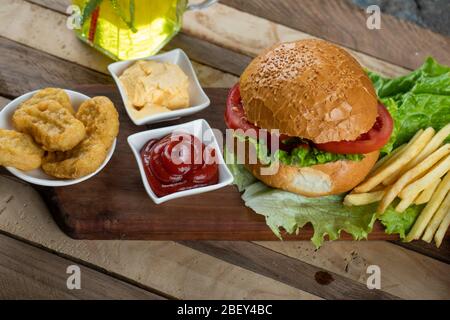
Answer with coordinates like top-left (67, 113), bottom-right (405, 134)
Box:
top-left (422, 192), bottom-right (450, 243)
top-left (373, 132), bottom-right (425, 175)
top-left (398, 154), bottom-right (450, 210)
top-left (395, 192), bottom-right (420, 213)
top-left (407, 124), bottom-right (450, 170)
top-left (434, 210), bottom-right (450, 248)
top-left (371, 144), bottom-right (407, 173)
top-left (414, 178), bottom-right (441, 205)
top-left (354, 128), bottom-right (434, 193)
top-left (370, 132), bottom-right (421, 178)
top-left (383, 124), bottom-right (450, 185)
top-left (344, 191), bottom-right (384, 206)
top-left (405, 172), bottom-right (450, 242)
top-left (378, 144), bottom-right (450, 213)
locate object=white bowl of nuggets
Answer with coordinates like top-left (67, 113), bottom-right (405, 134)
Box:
top-left (0, 88), bottom-right (120, 187)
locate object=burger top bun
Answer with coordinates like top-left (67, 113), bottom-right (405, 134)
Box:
top-left (245, 150), bottom-right (380, 197)
top-left (240, 39), bottom-right (379, 144)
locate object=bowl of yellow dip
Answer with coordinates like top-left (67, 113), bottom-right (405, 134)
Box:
top-left (108, 49), bottom-right (210, 125)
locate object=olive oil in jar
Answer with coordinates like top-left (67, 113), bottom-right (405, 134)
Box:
top-left (73, 0), bottom-right (187, 61)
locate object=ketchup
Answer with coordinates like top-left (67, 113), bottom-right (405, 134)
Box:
top-left (141, 133), bottom-right (219, 197)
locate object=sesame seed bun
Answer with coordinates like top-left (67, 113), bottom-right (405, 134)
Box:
top-left (239, 39), bottom-right (379, 144)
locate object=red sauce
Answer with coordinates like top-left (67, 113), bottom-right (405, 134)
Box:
top-left (141, 133), bottom-right (219, 197)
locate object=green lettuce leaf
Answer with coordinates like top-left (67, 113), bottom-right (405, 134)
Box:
top-left (235, 133), bottom-right (364, 168)
top-left (224, 148), bottom-right (256, 192)
top-left (275, 146), bottom-right (364, 167)
top-left (379, 202), bottom-right (424, 240)
top-left (368, 57), bottom-right (450, 153)
top-left (225, 149), bottom-right (376, 248)
top-left (242, 182), bottom-right (377, 248)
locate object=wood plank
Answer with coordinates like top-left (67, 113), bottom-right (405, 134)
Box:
top-left (0, 233), bottom-right (166, 299)
top-left (1, 89), bottom-right (316, 299)
top-left (256, 241), bottom-right (450, 300)
top-left (28, 0), bottom-right (66, 12)
top-left (3, 87), bottom-right (448, 299)
top-left (0, 35), bottom-right (236, 97)
top-left (181, 241), bottom-right (399, 300)
top-left (1, 0), bottom-right (238, 87)
top-left (167, 33), bottom-right (252, 76)
top-left (0, 168), bottom-right (449, 299)
top-left (26, 0), bottom-right (247, 78)
top-left (391, 240), bottom-right (450, 265)
top-left (3, 91), bottom-right (447, 301)
top-left (41, 85), bottom-right (407, 241)
top-left (0, 36), bottom-right (112, 97)
top-left (27, 0), bottom-right (251, 76)
top-left (182, 3), bottom-right (410, 77)
top-left (0, 0), bottom-right (111, 72)
top-left (2, 0), bottom-right (447, 300)
top-left (0, 175), bottom-right (319, 300)
top-left (220, 0), bottom-right (450, 69)
top-left (25, 0), bottom-right (408, 79)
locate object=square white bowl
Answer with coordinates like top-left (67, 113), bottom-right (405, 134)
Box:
top-left (0, 89), bottom-right (117, 187)
top-left (128, 119), bottom-right (234, 204)
top-left (108, 49), bottom-right (211, 126)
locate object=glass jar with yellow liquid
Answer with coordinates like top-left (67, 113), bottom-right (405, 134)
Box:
top-left (72, 0), bottom-right (217, 61)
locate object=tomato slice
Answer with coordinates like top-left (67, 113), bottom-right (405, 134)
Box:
top-left (225, 83), bottom-right (260, 135)
top-left (225, 83), bottom-right (393, 155)
top-left (314, 103), bottom-right (393, 154)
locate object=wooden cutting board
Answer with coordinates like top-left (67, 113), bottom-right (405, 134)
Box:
top-left (40, 84), bottom-right (402, 241)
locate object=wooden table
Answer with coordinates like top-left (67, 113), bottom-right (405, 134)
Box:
top-left (0, 0), bottom-right (449, 300)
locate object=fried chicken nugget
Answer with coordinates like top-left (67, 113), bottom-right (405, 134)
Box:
top-left (76, 96), bottom-right (119, 148)
top-left (42, 137), bottom-right (108, 179)
top-left (42, 97), bottom-right (119, 179)
top-left (0, 129), bottom-right (44, 171)
top-left (20, 88), bottom-right (74, 114)
top-left (12, 100), bottom-right (86, 152)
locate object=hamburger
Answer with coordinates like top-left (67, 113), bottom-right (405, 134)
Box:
top-left (225, 39), bottom-right (393, 197)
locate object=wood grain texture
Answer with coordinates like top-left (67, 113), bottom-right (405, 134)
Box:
top-left (181, 241), bottom-right (399, 300)
top-left (26, 0), bottom-right (249, 77)
top-left (182, 3), bottom-right (410, 78)
top-left (0, 36), bottom-right (112, 97)
top-left (0, 0), bottom-right (447, 300)
top-left (0, 177), bottom-right (318, 300)
top-left (0, 0), bottom-right (111, 72)
top-left (257, 241), bottom-right (450, 299)
top-left (391, 240), bottom-right (450, 265)
top-left (220, 0), bottom-right (450, 69)
top-left (166, 33), bottom-right (252, 76)
top-left (1, 0), bottom-right (237, 87)
top-left (0, 234), bottom-right (165, 299)
top-left (1, 170), bottom-right (448, 299)
top-left (25, 0), bottom-right (408, 79)
top-left (41, 85), bottom-right (415, 241)
top-left (3, 90), bottom-right (447, 299)
top-left (27, 0), bottom-right (66, 12)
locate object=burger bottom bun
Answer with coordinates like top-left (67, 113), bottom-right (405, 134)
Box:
top-left (245, 150), bottom-right (380, 197)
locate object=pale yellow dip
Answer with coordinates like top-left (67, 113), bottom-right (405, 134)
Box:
top-left (119, 60), bottom-right (190, 119)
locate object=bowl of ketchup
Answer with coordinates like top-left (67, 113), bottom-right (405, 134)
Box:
top-left (128, 119), bottom-right (234, 204)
